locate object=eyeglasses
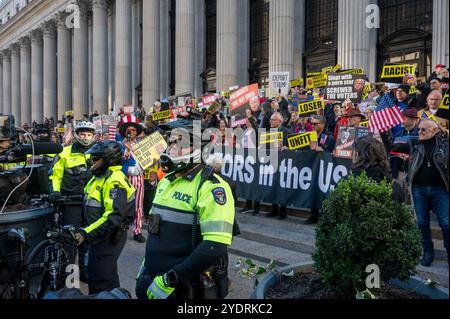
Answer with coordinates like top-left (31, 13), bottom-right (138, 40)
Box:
top-left (418, 127), bottom-right (430, 133)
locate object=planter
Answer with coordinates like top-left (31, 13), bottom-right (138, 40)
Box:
top-left (251, 262), bottom-right (449, 300)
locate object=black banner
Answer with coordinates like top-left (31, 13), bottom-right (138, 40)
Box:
top-left (215, 148), bottom-right (352, 209)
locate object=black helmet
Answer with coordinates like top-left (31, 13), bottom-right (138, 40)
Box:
top-left (86, 141), bottom-right (123, 177)
top-left (34, 125), bottom-right (51, 142)
top-left (159, 118), bottom-right (213, 174)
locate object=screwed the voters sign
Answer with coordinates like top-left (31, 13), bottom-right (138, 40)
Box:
top-left (132, 132), bottom-right (168, 171)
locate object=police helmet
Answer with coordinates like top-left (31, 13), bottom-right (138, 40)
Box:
top-left (86, 141), bottom-right (123, 176)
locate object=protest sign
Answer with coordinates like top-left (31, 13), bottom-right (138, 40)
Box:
top-left (124, 105), bottom-right (135, 115)
top-left (290, 79), bottom-right (304, 88)
top-left (324, 73), bottom-right (366, 103)
top-left (216, 148), bottom-right (351, 209)
top-left (306, 74), bottom-right (327, 89)
top-left (132, 132), bottom-right (168, 171)
top-left (287, 131), bottom-right (318, 150)
top-left (335, 126), bottom-right (356, 159)
top-left (230, 84), bottom-right (260, 127)
top-left (362, 83), bottom-right (372, 101)
top-left (297, 99), bottom-right (324, 116)
top-left (65, 110), bottom-right (74, 117)
top-left (152, 110), bottom-right (172, 121)
top-left (333, 64), bottom-right (342, 73)
top-left (360, 121), bottom-right (369, 128)
top-left (269, 72), bottom-right (290, 96)
top-left (436, 93), bottom-right (449, 120)
top-left (57, 127), bottom-right (65, 134)
top-left (259, 132), bottom-right (284, 145)
top-left (380, 64), bottom-right (416, 83)
top-left (340, 68), bottom-right (365, 75)
top-left (92, 116), bottom-right (102, 133)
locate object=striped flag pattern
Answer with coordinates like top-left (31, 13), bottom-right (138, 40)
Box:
top-left (108, 125), bottom-right (117, 141)
top-left (369, 93), bottom-right (405, 133)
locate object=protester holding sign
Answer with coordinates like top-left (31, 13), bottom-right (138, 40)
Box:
top-left (418, 90), bottom-right (448, 134)
top-left (310, 115), bottom-right (336, 154)
top-left (118, 115), bottom-right (146, 243)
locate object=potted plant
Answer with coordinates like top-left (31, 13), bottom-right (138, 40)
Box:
top-left (251, 173), bottom-right (449, 299)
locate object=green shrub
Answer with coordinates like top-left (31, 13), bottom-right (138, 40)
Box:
top-left (312, 173), bottom-right (422, 298)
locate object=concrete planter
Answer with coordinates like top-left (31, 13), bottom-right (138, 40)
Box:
top-left (251, 262), bottom-right (449, 300)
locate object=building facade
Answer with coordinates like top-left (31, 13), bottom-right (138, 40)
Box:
top-left (0, 0), bottom-right (448, 125)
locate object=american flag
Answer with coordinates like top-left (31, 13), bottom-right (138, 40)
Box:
top-left (369, 93), bottom-right (405, 133)
top-left (108, 125), bottom-right (117, 141)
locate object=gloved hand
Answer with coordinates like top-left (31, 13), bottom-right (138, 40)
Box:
top-left (49, 192), bottom-right (63, 203)
top-left (147, 271), bottom-right (177, 299)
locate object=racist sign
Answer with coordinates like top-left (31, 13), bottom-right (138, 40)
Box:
top-left (380, 64), bottom-right (416, 83)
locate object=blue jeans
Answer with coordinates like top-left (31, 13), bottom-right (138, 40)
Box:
top-left (412, 186), bottom-right (449, 255)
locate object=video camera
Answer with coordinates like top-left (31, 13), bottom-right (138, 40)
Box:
top-left (0, 115), bottom-right (63, 205)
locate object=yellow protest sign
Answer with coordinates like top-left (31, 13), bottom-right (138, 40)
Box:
top-left (287, 131), bottom-right (318, 150)
top-left (409, 85), bottom-right (417, 95)
top-left (297, 99), bottom-right (325, 116)
top-left (306, 75), bottom-right (327, 89)
top-left (57, 127), bottom-right (65, 133)
top-left (152, 110), bottom-right (171, 121)
top-left (381, 64), bottom-right (416, 79)
top-left (340, 68), bottom-right (365, 75)
top-left (333, 64), bottom-right (342, 73)
top-left (132, 132), bottom-right (168, 171)
top-left (307, 72), bottom-right (322, 77)
top-left (322, 66), bottom-right (333, 74)
top-left (362, 83), bottom-right (372, 100)
top-left (360, 121), bottom-right (369, 128)
top-left (290, 79), bottom-right (304, 88)
top-left (259, 132), bottom-right (283, 145)
top-left (436, 93), bottom-right (449, 120)
top-left (65, 110), bottom-right (74, 117)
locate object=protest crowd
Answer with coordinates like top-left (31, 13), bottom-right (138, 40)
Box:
top-left (0, 61), bottom-right (448, 299)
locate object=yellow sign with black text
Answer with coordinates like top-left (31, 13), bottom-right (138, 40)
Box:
top-left (290, 79), bottom-right (304, 88)
top-left (381, 64), bottom-right (416, 79)
top-left (340, 68), bottom-right (365, 75)
top-left (151, 110), bottom-right (171, 121)
top-left (436, 93), bottom-right (449, 120)
top-left (287, 131), bottom-right (318, 150)
top-left (259, 132), bottom-right (283, 145)
top-left (297, 99), bottom-right (325, 116)
top-left (132, 132), bottom-right (168, 171)
top-left (360, 121), bottom-right (369, 128)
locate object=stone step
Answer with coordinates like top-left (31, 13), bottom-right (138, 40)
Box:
top-left (229, 236), bottom-right (313, 268)
top-left (235, 208), bottom-right (448, 261)
top-left (416, 260), bottom-right (449, 288)
top-left (237, 200), bottom-right (444, 240)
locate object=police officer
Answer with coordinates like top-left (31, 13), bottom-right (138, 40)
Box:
top-left (49, 121), bottom-right (96, 280)
top-left (135, 120), bottom-right (236, 300)
top-left (75, 141), bottom-right (136, 294)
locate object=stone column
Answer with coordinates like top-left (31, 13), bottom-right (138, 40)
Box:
top-left (11, 43), bottom-right (21, 125)
top-left (108, 1), bottom-right (115, 112)
top-left (238, 0), bottom-right (250, 87)
top-left (175, 0), bottom-right (195, 95)
top-left (73, 1), bottom-right (89, 119)
top-left (216, 0), bottom-right (239, 92)
top-left (194, 0), bottom-right (205, 97)
top-left (93, 0), bottom-right (109, 115)
top-left (337, 0), bottom-right (378, 81)
top-left (142, 0), bottom-right (160, 107)
top-left (88, 12), bottom-right (93, 114)
top-left (31, 29), bottom-right (43, 123)
top-left (57, 12), bottom-right (73, 120)
top-left (160, 0), bottom-right (170, 97)
top-left (294, 0), bottom-right (305, 79)
top-left (2, 50), bottom-right (11, 115)
top-left (0, 56), bottom-right (3, 114)
top-left (20, 37), bottom-right (32, 126)
top-left (269, 0), bottom-right (295, 82)
top-left (42, 20), bottom-right (57, 120)
top-left (432, 0), bottom-right (449, 67)
top-left (115, 0), bottom-right (132, 109)
top-left (131, 0), bottom-right (140, 107)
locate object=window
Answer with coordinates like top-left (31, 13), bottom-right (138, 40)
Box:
top-left (205, 0), bottom-right (216, 69)
top-left (249, 0), bottom-right (269, 88)
top-left (377, 0), bottom-right (433, 80)
top-left (305, 0), bottom-right (338, 51)
top-left (379, 0), bottom-right (432, 42)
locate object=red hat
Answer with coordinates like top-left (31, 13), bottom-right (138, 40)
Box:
top-left (119, 115), bottom-right (143, 138)
top-left (435, 64), bottom-right (445, 70)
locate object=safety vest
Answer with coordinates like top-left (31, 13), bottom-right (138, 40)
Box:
top-left (0, 162), bottom-right (26, 171)
top-left (143, 165), bottom-right (235, 276)
top-left (83, 166), bottom-right (136, 241)
top-left (49, 145), bottom-right (91, 195)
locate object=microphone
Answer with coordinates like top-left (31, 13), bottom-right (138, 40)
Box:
top-left (12, 142), bottom-right (63, 156)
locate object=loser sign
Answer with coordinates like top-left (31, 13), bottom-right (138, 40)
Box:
top-left (269, 72), bottom-right (290, 96)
